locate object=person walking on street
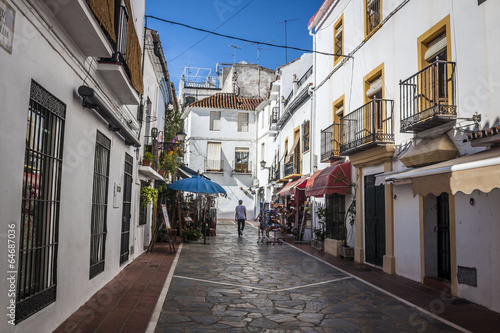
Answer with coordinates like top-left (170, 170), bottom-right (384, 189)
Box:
top-left (235, 200), bottom-right (247, 237)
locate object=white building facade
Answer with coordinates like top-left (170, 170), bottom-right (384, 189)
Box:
top-left (0, 0), bottom-right (170, 330)
top-left (181, 63), bottom-right (275, 219)
top-left (309, 0), bottom-right (500, 312)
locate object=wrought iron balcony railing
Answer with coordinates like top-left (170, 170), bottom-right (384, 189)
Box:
top-left (270, 163), bottom-right (280, 182)
top-left (320, 123), bottom-right (343, 162)
top-left (340, 99), bottom-right (394, 155)
top-left (270, 107), bottom-right (279, 126)
top-left (283, 90), bottom-right (293, 107)
top-left (284, 154), bottom-right (296, 177)
top-left (297, 66), bottom-right (313, 88)
top-left (400, 60), bottom-right (456, 133)
top-left (232, 160), bottom-right (253, 175)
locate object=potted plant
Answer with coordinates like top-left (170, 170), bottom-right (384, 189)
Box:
top-left (311, 207), bottom-right (326, 250)
top-left (338, 197), bottom-right (356, 259)
top-left (181, 229), bottom-right (203, 242)
top-left (140, 185), bottom-right (158, 207)
top-left (142, 151), bottom-right (154, 167)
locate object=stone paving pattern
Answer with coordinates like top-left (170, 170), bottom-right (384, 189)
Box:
top-left (155, 221), bottom-right (459, 332)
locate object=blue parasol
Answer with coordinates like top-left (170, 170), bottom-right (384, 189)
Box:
top-left (168, 174), bottom-right (226, 194)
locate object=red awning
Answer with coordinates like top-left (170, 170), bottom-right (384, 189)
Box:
top-left (278, 177), bottom-right (308, 197)
top-left (305, 162), bottom-right (352, 197)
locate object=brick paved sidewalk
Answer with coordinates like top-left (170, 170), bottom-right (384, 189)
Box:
top-left (54, 242), bottom-right (179, 333)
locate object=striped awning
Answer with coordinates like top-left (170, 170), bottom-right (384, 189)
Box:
top-left (278, 177), bottom-right (308, 197)
top-left (305, 162), bottom-right (352, 197)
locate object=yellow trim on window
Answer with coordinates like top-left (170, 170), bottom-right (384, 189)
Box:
top-left (333, 13), bottom-right (344, 66)
top-left (417, 15), bottom-right (451, 71)
top-left (416, 15), bottom-right (453, 116)
top-left (363, 0), bottom-right (383, 38)
top-left (332, 94), bottom-right (345, 154)
top-left (363, 63), bottom-right (385, 133)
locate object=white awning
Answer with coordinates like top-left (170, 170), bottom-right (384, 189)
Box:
top-left (366, 77), bottom-right (383, 97)
top-left (335, 105), bottom-right (344, 116)
top-left (335, 25), bottom-right (343, 38)
top-left (425, 33), bottom-right (447, 61)
top-left (384, 149), bottom-right (500, 196)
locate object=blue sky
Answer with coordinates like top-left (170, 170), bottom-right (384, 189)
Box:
top-left (145, 0), bottom-right (324, 91)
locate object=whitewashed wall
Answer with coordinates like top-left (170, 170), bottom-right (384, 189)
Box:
top-left (186, 107), bottom-right (257, 219)
top-left (455, 189), bottom-right (500, 311)
top-left (0, 1), bottom-right (149, 331)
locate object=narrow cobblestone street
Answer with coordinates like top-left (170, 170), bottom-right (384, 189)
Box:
top-left (154, 220), bottom-right (462, 332)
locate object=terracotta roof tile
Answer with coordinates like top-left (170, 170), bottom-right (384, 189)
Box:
top-left (463, 125), bottom-right (500, 142)
top-left (189, 93), bottom-right (263, 110)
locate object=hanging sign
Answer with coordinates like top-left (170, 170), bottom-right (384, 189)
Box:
top-left (0, 0), bottom-right (15, 54)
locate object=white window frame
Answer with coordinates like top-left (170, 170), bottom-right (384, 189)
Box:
top-left (238, 112), bottom-right (249, 132)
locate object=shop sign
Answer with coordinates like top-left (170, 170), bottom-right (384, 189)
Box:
top-left (0, 0), bottom-right (15, 54)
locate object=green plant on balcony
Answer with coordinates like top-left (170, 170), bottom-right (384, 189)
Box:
top-left (142, 151), bottom-right (154, 166)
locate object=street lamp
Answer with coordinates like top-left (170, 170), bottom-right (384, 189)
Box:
top-left (151, 127), bottom-right (158, 139)
top-left (260, 160), bottom-right (271, 170)
top-left (175, 130), bottom-right (186, 143)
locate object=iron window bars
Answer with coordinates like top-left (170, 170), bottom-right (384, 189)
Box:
top-left (16, 81), bottom-right (66, 323)
top-left (302, 120), bottom-right (310, 153)
top-left (366, 0), bottom-right (381, 35)
top-left (89, 131), bottom-right (111, 279)
top-left (120, 154), bottom-right (133, 265)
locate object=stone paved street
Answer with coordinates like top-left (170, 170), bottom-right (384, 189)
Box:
top-left (154, 220), bottom-right (463, 332)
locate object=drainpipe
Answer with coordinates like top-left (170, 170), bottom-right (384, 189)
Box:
top-left (309, 26), bottom-right (316, 233)
top-left (309, 28), bottom-right (316, 179)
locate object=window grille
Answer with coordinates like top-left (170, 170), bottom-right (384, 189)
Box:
top-left (366, 0), bottom-right (381, 35)
top-left (302, 121), bottom-right (310, 153)
top-left (120, 154), bottom-right (133, 264)
top-left (16, 81), bottom-right (66, 323)
top-left (334, 24), bottom-right (343, 63)
top-left (326, 194), bottom-right (345, 240)
top-left (89, 131), bottom-right (111, 279)
top-left (238, 112), bottom-right (249, 132)
top-left (210, 111), bottom-right (221, 131)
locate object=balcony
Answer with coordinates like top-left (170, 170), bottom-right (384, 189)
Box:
top-left (95, 0), bottom-right (143, 105)
top-left (42, 0), bottom-right (113, 57)
top-left (400, 60), bottom-right (456, 133)
top-left (283, 90), bottom-right (293, 108)
top-left (340, 99), bottom-right (394, 155)
top-left (296, 66), bottom-right (313, 88)
top-left (270, 163), bottom-right (281, 182)
top-left (283, 154), bottom-right (301, 178)
top-left (205, 159), bottom-right (224, 173)
top-left (232, 161), bottom-right (253, 175)
top-left (320, 123), bottom-right (344, 162)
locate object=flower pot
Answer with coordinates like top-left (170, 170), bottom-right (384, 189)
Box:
top-left (142, 160), bottom-right (151, 167)
top-left (338, 245), bottom-right (354, 260)
top-left (311, 239), bottom-right (324, 251)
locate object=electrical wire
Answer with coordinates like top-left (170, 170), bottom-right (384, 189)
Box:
top-left (168, 0), bottom-right (255, 63)
top-left (145, 15), bottom-right (351, 58)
